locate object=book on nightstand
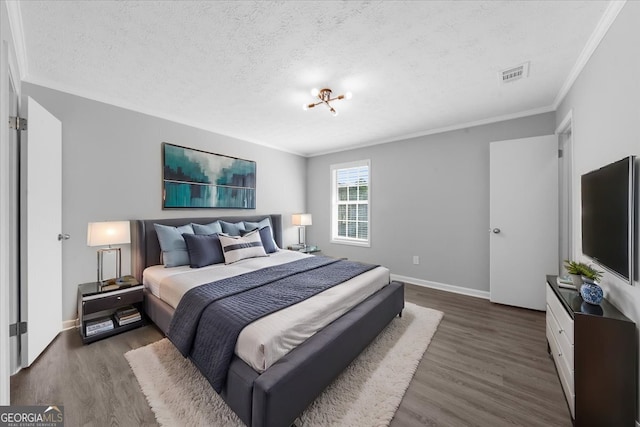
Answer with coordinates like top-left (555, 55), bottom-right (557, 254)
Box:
top-left (114, 306), bottom-right (141, 326)
top-left (86, 317), bottom-right (114, 336)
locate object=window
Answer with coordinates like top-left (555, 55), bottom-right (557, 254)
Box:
top-left (331, 160), bottom-right (370, 247)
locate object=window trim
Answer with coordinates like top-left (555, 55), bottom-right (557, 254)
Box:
top-left (330, 159), bottom-right (371, 247)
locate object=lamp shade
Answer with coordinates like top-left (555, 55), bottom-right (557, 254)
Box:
top-left (292, 214), bottom-right (312, 226)
top-left (87, 221), bottom-right (131, 247)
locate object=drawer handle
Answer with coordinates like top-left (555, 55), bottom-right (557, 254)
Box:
top-left (558, 329), bottom-right (563, 334)
top-left (117, 296), bottom-right (121, 300)
top-left (558, 352), bottom-right (562, 357)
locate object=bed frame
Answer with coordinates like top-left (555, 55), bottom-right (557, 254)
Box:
top-left (131, 214), bottom-right (405, 427)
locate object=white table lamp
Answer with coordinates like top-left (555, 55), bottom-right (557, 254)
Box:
top-left (292, 213), bottom-right (312, 248)
top-left (87, 221), bottom-right (131, 283)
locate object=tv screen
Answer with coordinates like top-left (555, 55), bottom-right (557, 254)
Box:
top-left (581, 156), bottom-right (635, 281)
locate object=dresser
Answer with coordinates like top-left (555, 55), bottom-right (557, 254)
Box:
top-left (546, 276), bottom-right (636, 426)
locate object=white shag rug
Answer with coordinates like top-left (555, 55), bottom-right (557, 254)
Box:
top-left (125, 302), bottom-right (443, 427)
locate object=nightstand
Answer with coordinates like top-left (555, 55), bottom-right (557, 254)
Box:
top-left (288, 245), bottom-right (321, 255)
top-left (77, 276), bottom-right (145, 344)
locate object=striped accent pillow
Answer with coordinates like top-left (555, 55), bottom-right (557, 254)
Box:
top-left (218, 229), bottom-right (267, 264)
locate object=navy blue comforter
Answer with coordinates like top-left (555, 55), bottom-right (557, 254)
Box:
top-left (167, 256), bottom-right (378, 392)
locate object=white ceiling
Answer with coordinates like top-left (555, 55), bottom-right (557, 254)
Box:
top-left (13, 1), bottom-right (614, 156)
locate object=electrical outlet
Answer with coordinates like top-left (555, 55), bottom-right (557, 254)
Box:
top-left (413, 256), bottom-right (419, 265)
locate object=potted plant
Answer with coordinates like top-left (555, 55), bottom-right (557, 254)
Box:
top-left (580, 264), bottom-right (604, 305)
top-left (581, 264), bottom-right (603, 284)
top-left (563, 260), bottom-right (588, 288)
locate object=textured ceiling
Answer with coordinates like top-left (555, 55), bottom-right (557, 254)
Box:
top-left (17, 1), bottom-right (611, 156)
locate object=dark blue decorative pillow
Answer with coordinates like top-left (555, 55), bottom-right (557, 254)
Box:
top-left (259, 226), bottom-right (278, 253)
top-left (220, 221), bottom-right (246, 236)
top-left (241, 225), bottom-right (278, 254)
top-left (182, 233), bottom-right (224, 268)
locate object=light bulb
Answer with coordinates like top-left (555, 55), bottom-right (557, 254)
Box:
top-left (345, 91), bottom-right (353, 100)
top-left (311, 88), bottom-right (320, 97)
top-left (302, 104), bottom-right (308, 111)
top-left (331, 108), bottom-right (338, 117)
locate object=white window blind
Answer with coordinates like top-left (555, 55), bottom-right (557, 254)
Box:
top-left (331, 160), bottom-right (370, 247)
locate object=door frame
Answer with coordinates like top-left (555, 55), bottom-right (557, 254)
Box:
top-left (8, 54), bottom-right (19, 376)
top-left (2, 0), bottom-right (24, 405)
top-left (0, 38), bottom-right (10, 409)
top-left (556, 110), bottom-right (575, 265)
top-left (1, 40), bottom-right (18, 406)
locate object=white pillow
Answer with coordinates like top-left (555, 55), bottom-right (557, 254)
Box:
top-left (218, 230), bottom-right (267, 264)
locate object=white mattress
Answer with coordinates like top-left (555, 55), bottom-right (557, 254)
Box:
top-left (143, 251), bottom-right (390, 372)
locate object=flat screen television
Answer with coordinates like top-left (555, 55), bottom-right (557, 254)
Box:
top-left (581, 155), bottom-right (635, 282)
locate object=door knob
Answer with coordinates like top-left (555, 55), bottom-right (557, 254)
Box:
top-left (57, 233), bottom-right (70, 241)
top-left (492, 228), bottom-right (501, 234)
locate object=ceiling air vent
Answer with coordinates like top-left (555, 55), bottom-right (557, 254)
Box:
top-left (500, 62), bottom-right (529, 83)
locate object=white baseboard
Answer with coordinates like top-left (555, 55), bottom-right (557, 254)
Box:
top-left (62, 319), bottom-right (78, 331)
top-left (391, 274), bottom-right (490, 300)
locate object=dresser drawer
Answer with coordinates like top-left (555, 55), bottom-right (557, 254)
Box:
top-left (546, 284), bottom-right (574, 344)
top-left (83, 288), bottom-right (143, 314)
top-left (546, 307), bottom-right (574, 371)
top-left (547, 320), bottom-right (575, 417)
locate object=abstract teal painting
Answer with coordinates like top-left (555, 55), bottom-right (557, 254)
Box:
top-left (162, 143), bottom-right (256, 209)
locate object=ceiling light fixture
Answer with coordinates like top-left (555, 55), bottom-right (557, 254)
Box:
top-left (303, 88), bottom-right (352, 117)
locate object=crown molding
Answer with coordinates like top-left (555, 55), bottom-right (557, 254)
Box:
top-left (5, 0), bottom-right (28, 80)
top-left (7, 1), bottom-right (625, 160)
top-left (28, 73), bottom-right (557, 159)
top-left (309, 105), bottom-right (555, 157)
top-left (553, 0), bottom-right (626, 109)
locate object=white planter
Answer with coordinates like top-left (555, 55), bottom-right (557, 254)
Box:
top-left (570, 274), bottom-right (583, 288)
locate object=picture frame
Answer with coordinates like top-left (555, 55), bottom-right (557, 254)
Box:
top-left (162, 142), bottom-right (256, 209)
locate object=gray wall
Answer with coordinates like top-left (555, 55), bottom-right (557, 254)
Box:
top-left (22, 83), bottom-right (307, 322)
top-left (555, 1), bottom-right (640, 419)
top-left (306, 112), bottom-right (555, 293)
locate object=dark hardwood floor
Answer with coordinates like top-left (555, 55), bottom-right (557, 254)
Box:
top-left (11, 284), bottom-right (571, 426)
top-left (390, 285), bottom-right (571, 427)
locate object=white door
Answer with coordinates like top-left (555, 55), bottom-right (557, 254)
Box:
top-left (20, 96), bottom-right (63, 367)
top-left (490, 135), bottom-right (558, 310)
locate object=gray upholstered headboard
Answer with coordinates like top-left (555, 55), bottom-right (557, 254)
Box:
top-left (130, 214), bottom-right (283, 282)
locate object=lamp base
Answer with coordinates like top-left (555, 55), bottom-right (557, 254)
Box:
top-left (298, 226), bottom-right (307, 249)
top-left (96, 247), bottom-right (122, 283)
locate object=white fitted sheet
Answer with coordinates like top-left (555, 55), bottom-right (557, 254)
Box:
top-left (143, 251), bottom-right (390, 372)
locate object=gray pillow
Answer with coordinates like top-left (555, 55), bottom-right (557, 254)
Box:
top-left (182, 233), bottom-right (224, 268)
top-left (192, 221), bottom-right (223, 235)
top-left (220, 220), bottom-right (246, 236)
top-left (244, 218), bottom-right (272, 236)
top-left (154, 223), bottom-right (194, 267)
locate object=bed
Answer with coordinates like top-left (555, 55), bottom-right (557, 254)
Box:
top-left (131, 214), bottom-right (405, 427)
